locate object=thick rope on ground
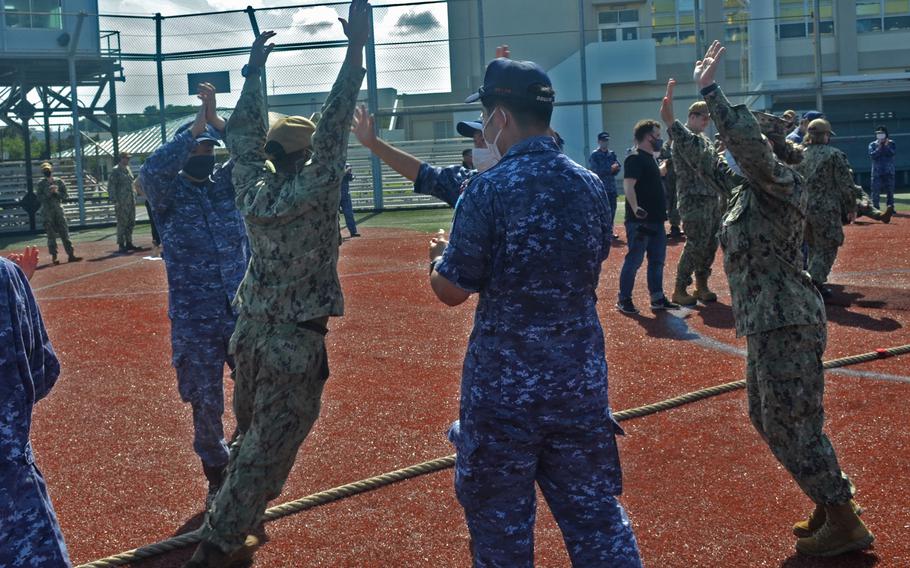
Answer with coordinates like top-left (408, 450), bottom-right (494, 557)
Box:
top-left (76, 344), bottom-right (910, 568)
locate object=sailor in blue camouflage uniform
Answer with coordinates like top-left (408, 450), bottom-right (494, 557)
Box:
top-left (1, 248), bottom-right (71, 567)
top-left (589, 131), bottom-right (621, 235)
top-left (429, 57), bottom-right (640, 568)
top-left (352, 106), bottom-right (481, 208)
top-left (139, 84), bottom-right (249, 506)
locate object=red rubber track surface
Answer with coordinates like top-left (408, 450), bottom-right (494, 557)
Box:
top-left (19, 214), bottom-right (910, 567)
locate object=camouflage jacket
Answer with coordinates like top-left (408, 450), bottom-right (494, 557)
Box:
top-left (670, 85), bottom-right (825, 337)
top-left (35, 178), bottom-right (67, 216)
top-left (139, 130), bottom-right (250, 320)
top-left (794, 144), bottom-right (857, 245)
top-left (672, 132), bottom-right (715, 199)
top-left (588, 149), bottom-right (620, 193)
top-left (436, 136), bottom-right (617, 423)
top-left (414, 162), bottom-right (474, 208)
top-left (868, 139), bottom-right (896, 176)
top-left (226, 61), bottom-right (366, 323)
top-left (0, 258), bottom-right (69, 566)
top-left (108, 164), bottom-right (136, 207)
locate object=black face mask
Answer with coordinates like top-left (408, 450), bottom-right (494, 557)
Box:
top-left (183, 155), bottom-right (216, 180)
top-left (43, 170), bottom-right (52, 178)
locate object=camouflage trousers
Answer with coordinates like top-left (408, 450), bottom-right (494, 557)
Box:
top-left (676, 194), bottom-right (721, 288)
top-left (114, 199), bottom-right (136, 248)
top-left (745, 324), bottom-right (853, 506)
top-left (448, 409), bottom-right (642, 567)
top-left (807, 243), bottom-right (840, 285)
top-left (0, 445), bottom-right (71, 568)
top-left (664, 179), bottom-right (680, 228)
top-left (870, 173), bottom-right (895, 209)
top-left (201, 317), bottom-right (329, 553)
top-left (42, 208), bottom-right (74, 258)
top-left (171, 317), bottom-right (236, 469)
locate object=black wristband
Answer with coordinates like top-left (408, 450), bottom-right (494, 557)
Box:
top-left (241, 64), bottom-right (261, 78)
top-left (700, 83), bottom-right (719, 97)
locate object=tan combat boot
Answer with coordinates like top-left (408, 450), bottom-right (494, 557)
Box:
top-left (694, 274), bottom-right (717, 303)
top-left (793, 500), bottom-right (863, 538)
top-left (183, 535), bottom-right (260, 568)
top-left (671, 283), bottom-right (698, 306)
top-left (795, 502), bottom-right (874, 557)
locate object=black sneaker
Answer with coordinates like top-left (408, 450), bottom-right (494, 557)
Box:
top-left (203, 464), bottom-right (226, 510)
top-left (616, 299), bottom-right (639, 315)
top-left (650, 297), bottom-right (680, 310)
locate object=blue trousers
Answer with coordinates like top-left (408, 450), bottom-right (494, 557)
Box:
top-left (449, 410), bottom-right (641, 568)
top-left (340, 184), bottom-right (358, 236)
top-left (606, 191), bottom-right (618, 233)
top-left (0, 444), bottom-right (71, 567)
top-left (171, 317), bottom-right (236, 469)
top-left (871, 173), bottom-right (895, 209)
top-left (618, 221), bottom-right (668, 302)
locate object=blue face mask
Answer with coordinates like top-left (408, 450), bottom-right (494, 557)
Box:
top-left (183, 155), bottom-right (216, 180)
top-left (651, 135), bottom-right (664, 153)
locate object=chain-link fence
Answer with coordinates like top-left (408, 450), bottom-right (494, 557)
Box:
top-left (2, 0), bottom-right (908, 233)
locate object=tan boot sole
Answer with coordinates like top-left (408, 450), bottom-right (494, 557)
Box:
top-left (797, 533), bottom-right (874, 557)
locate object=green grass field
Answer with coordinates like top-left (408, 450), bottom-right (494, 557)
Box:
top-left (2, 192), bottom-right (907, 253)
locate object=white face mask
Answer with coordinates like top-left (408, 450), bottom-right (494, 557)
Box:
top-left (472, 109), bottom-right (505, 173)
top-left (724, 149), bottom-right (743, 177)
top-left (876, 133), bottom-right (886, 141)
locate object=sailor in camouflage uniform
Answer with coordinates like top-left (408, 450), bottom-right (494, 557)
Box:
top-left (35, 162), bottom-right (81, 265)
top-left (139, 84), bottom-right (249, 509)
top-left (794, 119), bottom-right (858, 294)
top-left (107, 152), bottom-right (141, 253)
top-left (187, 10), bottom-right (370, 565)
top-left (664, 42), bottom-right (873, 557)
top-left (671, 101), bottom-right (722, 306)
top-left (588, 131), bottom-right (621, 234)
top-left (430, 57), bottom-right (641, 568)
top-left (0, 248), bottom-right (71, 567)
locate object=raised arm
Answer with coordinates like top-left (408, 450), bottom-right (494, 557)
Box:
top-left (139, 105), bottom-right (204, 214)
top-left (352, 104), bottom-right (421, 181)
top-left (693, 41), bottom-right (796, 197)
top-left (660, 78), bottom-right (737, 200)
top-left (310, 0), bottom-right (369, 174)
top-left (225, 31), bottom-right (274, 199)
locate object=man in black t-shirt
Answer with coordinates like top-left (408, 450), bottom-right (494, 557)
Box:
top-left (616, 119), bottom-right (679, 314)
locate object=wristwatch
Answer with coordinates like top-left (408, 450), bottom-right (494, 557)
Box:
top-left (241, 64), bottom-right (261, 78)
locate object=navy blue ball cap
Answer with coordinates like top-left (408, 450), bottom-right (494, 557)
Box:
top-left (802, 110), bottom-right (823, 121)
top-left (465, 58), bottom-right (555, 105)
top-left (456, 118), bottom-right (483, 138)
top-left (175, 121), bottom-right (224, 146)
top-left (597, 131), bottom-right (610, 141)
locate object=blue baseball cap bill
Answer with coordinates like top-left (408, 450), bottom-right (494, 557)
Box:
top-left (802, 110), bottom-right (823, 121)
top-left (465, 58), bottom-right (555, 105)
top-left (456, 118), bottom-right (483, 138)
top-left (175, 121), bottom-right (224, 146)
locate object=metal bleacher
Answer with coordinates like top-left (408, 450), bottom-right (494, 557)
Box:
top-left (0, 160), bottom-right (114, 233)
top-left (346, 137), bottom-right (470, 210)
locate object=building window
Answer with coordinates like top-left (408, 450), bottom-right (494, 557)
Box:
top-left (4, 0), bottom-right (63, 29)
top-left (724, 0), bottom-right (749, 42)
top-left (857, 0), bottom-right (910, 33)
top-left (652, 0), bottom-right (701, 46)
top-left (598, 8), bottom-right (639, 42)
top-left (777, 0), bottom-right (833, 38)
top-left (433, 120), bottom-right (453, 139)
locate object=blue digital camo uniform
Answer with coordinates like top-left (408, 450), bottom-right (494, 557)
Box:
top-left (438, 135), bottom-right (641, 568)
top-left (0, 258), bottom-right (71, 567)
top-left (588, 148), bottom-right (621, 224)
top-left (869, 138), bottom-right (896, 209)
top-left (139, 130), bottom-right (250, 469)
top-left (414, 162), bottom-right (475, 207)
